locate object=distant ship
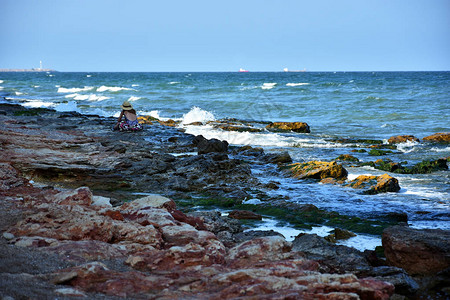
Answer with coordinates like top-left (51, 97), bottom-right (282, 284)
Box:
top-left (283, 68), bottom-right (306, 72)
top-left (239, 68), bottom-right (249, 72)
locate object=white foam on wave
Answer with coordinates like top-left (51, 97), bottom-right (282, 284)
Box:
top-left (181, 106), bottom-right (216, 125)
top-left (128, 96), bottom-right (141, 102)
top-left (33, 85), bottom-right (40, 88)
top-left (97, 86), bottom-right (133, 92)
top-left (396, 140), bottom-right (420, 153)
top-left (169, 81), bottom-right (180, 85)
top-left (55, 101), bottom-right (80, 113)
top-left (0, 87), bottom-right (3, 90)
top-left (430, 146), bottom-right (450, 152)
top-left (262, 83), bottom-right (277, 90)
top-left (286, 83), bottom-right (310, 87)
top-left (0, 80), bottom-right (3, 83)
top-left (22, 100), bottom-right (54, 108)
top-left (15, 91), bottom-right (24, 96)
top-left (86, 75), bottom-right (92, 77)
top-left (245, 218), bottom-right (380, 250)
top-left (132, 84), bottom-right (139, 87)
top-left (184, 125), bottom-right (292, 147)
top-left (58, 86), bottom-right (94, 93)
top-left (65, 93), bottom-right (110, 101)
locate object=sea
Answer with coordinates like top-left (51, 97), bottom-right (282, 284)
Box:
top-left (1, 71), bottom-right (449, 251)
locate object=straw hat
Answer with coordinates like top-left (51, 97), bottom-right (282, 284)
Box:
top-left (121, 101), bottom-right (133, 111)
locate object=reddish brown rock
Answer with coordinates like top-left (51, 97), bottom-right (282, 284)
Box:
top-left (387, 135), bottom-right (420, 144)
top-left (266, 121), bottom-right (311, 133)
top-left (423, 132), bottom-right (450, 144)
top-left (228, 210), bottom-right (263, 220)
top-left (346, 174), bottom-right (400, 194)
top-left (289, 161), bottom-right (348, 180)
top-left (382, 226), bottom-right (450, 275)
top-left (52, 187), bottom-right (93, 206)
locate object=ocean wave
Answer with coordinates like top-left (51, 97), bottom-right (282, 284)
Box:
top-left (22, 100), bottom-right (54, 108)
top-left (86, 75), bottom-right (92, 77)
top-left (262, 83), bottom-right (277, 90)
top-left (286, 83), bottom-right (310, 87)
top-left (0, 80), bottom-right (3, 84)
top-left (97, 86), bottom-right (133, 92)
top-left (58, 86), bottom-right (94, 93)
top-left (128, 96), bottom-right (141, 101)
top-left (396, 140), bottom-right (420, 153)
top-left (181, 106), bottom-right (216, 125)
top-left (15, 91), bottom-right (24, 95)
top-left (132, 84), bottom-right (139, 87)
top-left (169, 82), bottom-right (180, 85)
top-left (65, 93), bottom-right (110, 101)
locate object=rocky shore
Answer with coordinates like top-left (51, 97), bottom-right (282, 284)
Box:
top-left (1, 103), bottom-right (449, 299)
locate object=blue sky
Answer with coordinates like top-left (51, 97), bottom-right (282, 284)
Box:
top-left (1, 0), bottom-right (449, 72)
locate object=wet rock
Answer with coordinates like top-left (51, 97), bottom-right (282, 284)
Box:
top-left (288, 161), bottom-right (348, 180)
top-left (193, 135), bottom-right (229, 154)
top-left (423, 132), bottom-right (450, 143)
top-left (228, 210), bottom-right (262, 220)
top-left (347, 174), bottom-right (400, 194)
top-left (263, 151), bottom-right (293, 164)
top-left (388, 135), bottom-right (420, 144)
top-left (291, 233), bottom-right (371, 274)
top-left (336, 154), bottom-right (360, 162)
top-left (266, 121), bottom-right (311, 133)
top-left (382, 226), bottom-right (450, 276)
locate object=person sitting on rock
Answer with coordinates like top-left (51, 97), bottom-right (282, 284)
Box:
top-left (114, 100), bottom-right (143, 131)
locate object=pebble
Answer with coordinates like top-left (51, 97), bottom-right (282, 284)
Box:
top-left (2, 232), bottom-right (15, 240)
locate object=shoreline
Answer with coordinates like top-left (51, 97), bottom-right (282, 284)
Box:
top-left (1, 103), bottom-right (449, 298)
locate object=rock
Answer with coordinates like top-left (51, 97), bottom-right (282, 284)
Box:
top-left (119, 194), bottom-right (176, 211)
top-left (193, 135), bottom-right (229, 154)
top-left (226, 236), bottom-right (293, 267)
top-left (266, 122), bottom-right (310, 133)
top-left (291, 233), bottom-right (372, 274)
top-left (91, 195), bottom-right (112, 207)
top-left (228, 210), bottom-right (262, 220)
top-left (347, 174), bottom-right (400, 194)
top-left (52, 187), bottom-right (93, 206)
top-left (423, 132), bottom-right (450, 144)
top-left (388, 135), bottom-right (420, 144)
top-left (288, 161), bottom-right (348, 180)
top-left (263, 151), bottom-right (293, 164)
top-left (158, 119), bottom-right (178, 127)
top-left (382, 226), bottom-right (450, 275)
top-left (336, 154), bottom-right (360, 162)
top-left (334, 228), bottom-right (357, 240)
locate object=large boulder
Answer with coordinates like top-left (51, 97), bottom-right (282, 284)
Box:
top-left (193, 135), bottom-right (229, 154)
top-left (388, 135), bottom-right (420, 144)
top-left (423, 132), bottom-right (450, 144)
top-left (266, 121), bottom-right (310, 133)
top-left (287, 161), bottom-right (348, 181)
top-left (382, 226), bottom-right (450, 275)
top-left (346, 174), bottom-right (400, 194)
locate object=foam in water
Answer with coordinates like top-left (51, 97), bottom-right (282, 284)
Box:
top-left (181, 106), bottom-right (216, 125)
top-left (15, 91), bottom-right (24, 96)
top-left (128, 96), bottom-right (141, 101)
top-left (396, 140), bottom-right (420, 153)
top-left (262, 83), bottom-right (277, 90)
top-left (246, 218), bottom-right (381, 251)
top-left (286, 83), bottom-right (310, 87)
top-left (169, 82), bottom-right (180, 85)
top-left (86, 75), bottom-right (92, 77)
top-left (65, 93), bottom-right (110, 101)
top-left (22, 100), bottom-right (54, 108)
top-left (55, 101), bottom-right (80, 113)
top-left (97, 86), bottom-right (133, 92)
top-left (58, 86), bottom-right (94, 93)
top-left (0, 80), bottom-right (3, 83)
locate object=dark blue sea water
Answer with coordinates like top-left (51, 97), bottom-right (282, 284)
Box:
top-left (1, 71), bottom-right (449, 249)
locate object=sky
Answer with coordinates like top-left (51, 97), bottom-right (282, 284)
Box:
top-left (1, 0), bottom-right (449, 72)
